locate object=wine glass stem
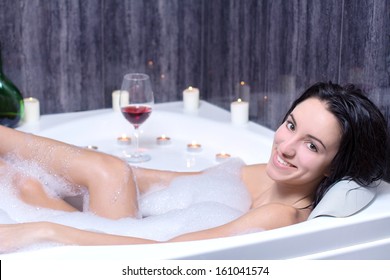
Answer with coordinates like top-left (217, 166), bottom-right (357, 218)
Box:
top-left (133, 126), bottom-right (140, 153)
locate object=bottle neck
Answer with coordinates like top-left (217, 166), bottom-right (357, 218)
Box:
top-left (0, 43), bottom-right (3, 74)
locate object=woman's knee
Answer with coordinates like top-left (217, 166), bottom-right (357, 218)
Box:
top-left (84, 153), bottom-right (139, 218)
top-left (86, 153), bottom-right (135, 193)
top-left (16, 177), bottom-right (48, 206)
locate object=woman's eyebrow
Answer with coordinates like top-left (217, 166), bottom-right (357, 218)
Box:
top-left (290, 113), bottom-right (327, 150)
top-left (308, 134), bottom-right (327, 150)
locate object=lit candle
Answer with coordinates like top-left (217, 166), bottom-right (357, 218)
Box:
top-left (183, 86), bottom-right (200, 112)
top-left (215, 152), bottom-right (231, 162)
top-left (112, 90), bottom-right (129, 112)
top-left (23, 97), bottom-right (40, 123)
top-left (187, 141), bottom-right (202, 152)
top-left (230, 98), bottom-right (249, 125)
top-left (156, 135), bottom-right (171, 145)
top-left (117, 134), bottom-right (131, 145)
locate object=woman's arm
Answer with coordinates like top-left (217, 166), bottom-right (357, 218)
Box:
top-left (0, 203), bottom-right (300, 253)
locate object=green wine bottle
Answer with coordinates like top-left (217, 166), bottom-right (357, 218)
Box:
top-left (0, 43), bottom-right (24, 127)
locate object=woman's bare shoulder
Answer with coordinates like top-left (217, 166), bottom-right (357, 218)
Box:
top-left (242, 203), bottom-right (307, 231)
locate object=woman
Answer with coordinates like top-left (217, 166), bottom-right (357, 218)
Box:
top-left (0, 82), bottom-right (387, 252)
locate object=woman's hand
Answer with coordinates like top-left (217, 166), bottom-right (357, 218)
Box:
top-left (0, 222), bottom-right (51, 253)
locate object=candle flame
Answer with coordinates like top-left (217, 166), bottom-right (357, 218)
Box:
top-left (237, 98), bottom-right (242, 102)
top-left (160, 134), bottom-right (168, 139)
top-left (240, 81), bottom-right (245, 86)
top-left (25, 97), bottom-right (38, 102)
top-left (188, 86), bottom-right (193, 90)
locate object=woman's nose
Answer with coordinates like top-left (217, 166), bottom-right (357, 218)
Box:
top-left (278, 138), bottom-right (296, 158)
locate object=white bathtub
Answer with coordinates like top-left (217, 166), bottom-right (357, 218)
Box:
top-left (3, 101), bottom-right (390, 259)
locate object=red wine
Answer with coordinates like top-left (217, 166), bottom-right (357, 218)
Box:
top-left (121, 105), bottom-right (152, 127)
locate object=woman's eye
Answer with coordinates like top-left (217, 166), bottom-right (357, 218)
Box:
top-left (307, 142), bottom-right (318, 152)
top-left (286, 121), bottom-right (295, 131)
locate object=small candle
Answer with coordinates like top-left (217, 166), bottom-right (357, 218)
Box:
top-left (156, 135), bottom-right (171, 145)
top-left (187, 141), bottom-right (202, 152)
top-left (230, 98), bottom-right (249, 125)
top-left (23, 97), bottom-right (40, 123)
top-left (112, 90), bottom-right (129, 112)
top-left (117, 134), bottom-right (131, 145)
top-left (183, 86), bottom-right (200, 112)
top-left (215, 152), bottom-right (231, 162)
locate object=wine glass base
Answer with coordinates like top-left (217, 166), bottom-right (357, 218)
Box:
top-left (123, 153), bottom-right (151, 163)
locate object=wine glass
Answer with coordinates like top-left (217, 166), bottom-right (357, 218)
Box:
top-left (119, 73), bottom-right (154, 163)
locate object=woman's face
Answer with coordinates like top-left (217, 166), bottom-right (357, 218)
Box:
top-left (266, 97), bottom-right (342, 189)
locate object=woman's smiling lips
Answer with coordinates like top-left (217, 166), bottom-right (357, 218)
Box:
top-left (273, 153), bottom-right (296, 169)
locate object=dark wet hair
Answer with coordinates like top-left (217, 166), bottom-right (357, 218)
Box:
top-left (283, 82), bottom-right (388, 207)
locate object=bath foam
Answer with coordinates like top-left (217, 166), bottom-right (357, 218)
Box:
top-left (0, 157), bottom-right (253, 246)
top-left (139, 157), bottom-right (251, 216)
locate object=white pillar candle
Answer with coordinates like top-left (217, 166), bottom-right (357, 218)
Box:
top-left (112, 90), bottom-right (129, 111)
top-left (230, 98), bottom-right (249, 125)
top-left (23, 97), bottom-right (40, 123)
top-left (183, 86), bottom-right (199, 112)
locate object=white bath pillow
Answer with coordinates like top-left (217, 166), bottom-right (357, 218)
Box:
top-left (308, 179), bottom-right (378, 219)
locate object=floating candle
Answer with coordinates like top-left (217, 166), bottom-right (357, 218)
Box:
top-left (23, 97), bottom-right (40, 123)
top-left (117, 134), bottom-right (131, 145)
top-left (215, 152), bottom-right (231, 162)
top-left (187, 141), bottom-right (202, 152)
top-left (183, 86), bottom-right (200, 112)
top-left (230, 98), bottom-right (249, 125)
top-left (156, 135), bottom-right (171, 145)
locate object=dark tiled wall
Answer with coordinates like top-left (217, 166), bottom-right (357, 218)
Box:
top-left (0, 0), bottom-right (389, 130)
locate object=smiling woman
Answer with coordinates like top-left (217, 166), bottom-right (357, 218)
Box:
top-left (265, 98), bottom-right (342, 202)
top-left (281, 82), bottom-right (388, 206)
top-left (0, 81), bottom-right (388, 253)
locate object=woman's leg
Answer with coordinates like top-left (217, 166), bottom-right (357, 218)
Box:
top-left (0, 157), bottom-right (79, 212)
top-left (16, 176), bottom-right (80, 212)
top-left (0, 125), bottom-right (139, 219)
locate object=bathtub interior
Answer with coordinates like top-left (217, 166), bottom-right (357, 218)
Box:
top-left (4, 101), bottom-right (390, 259)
